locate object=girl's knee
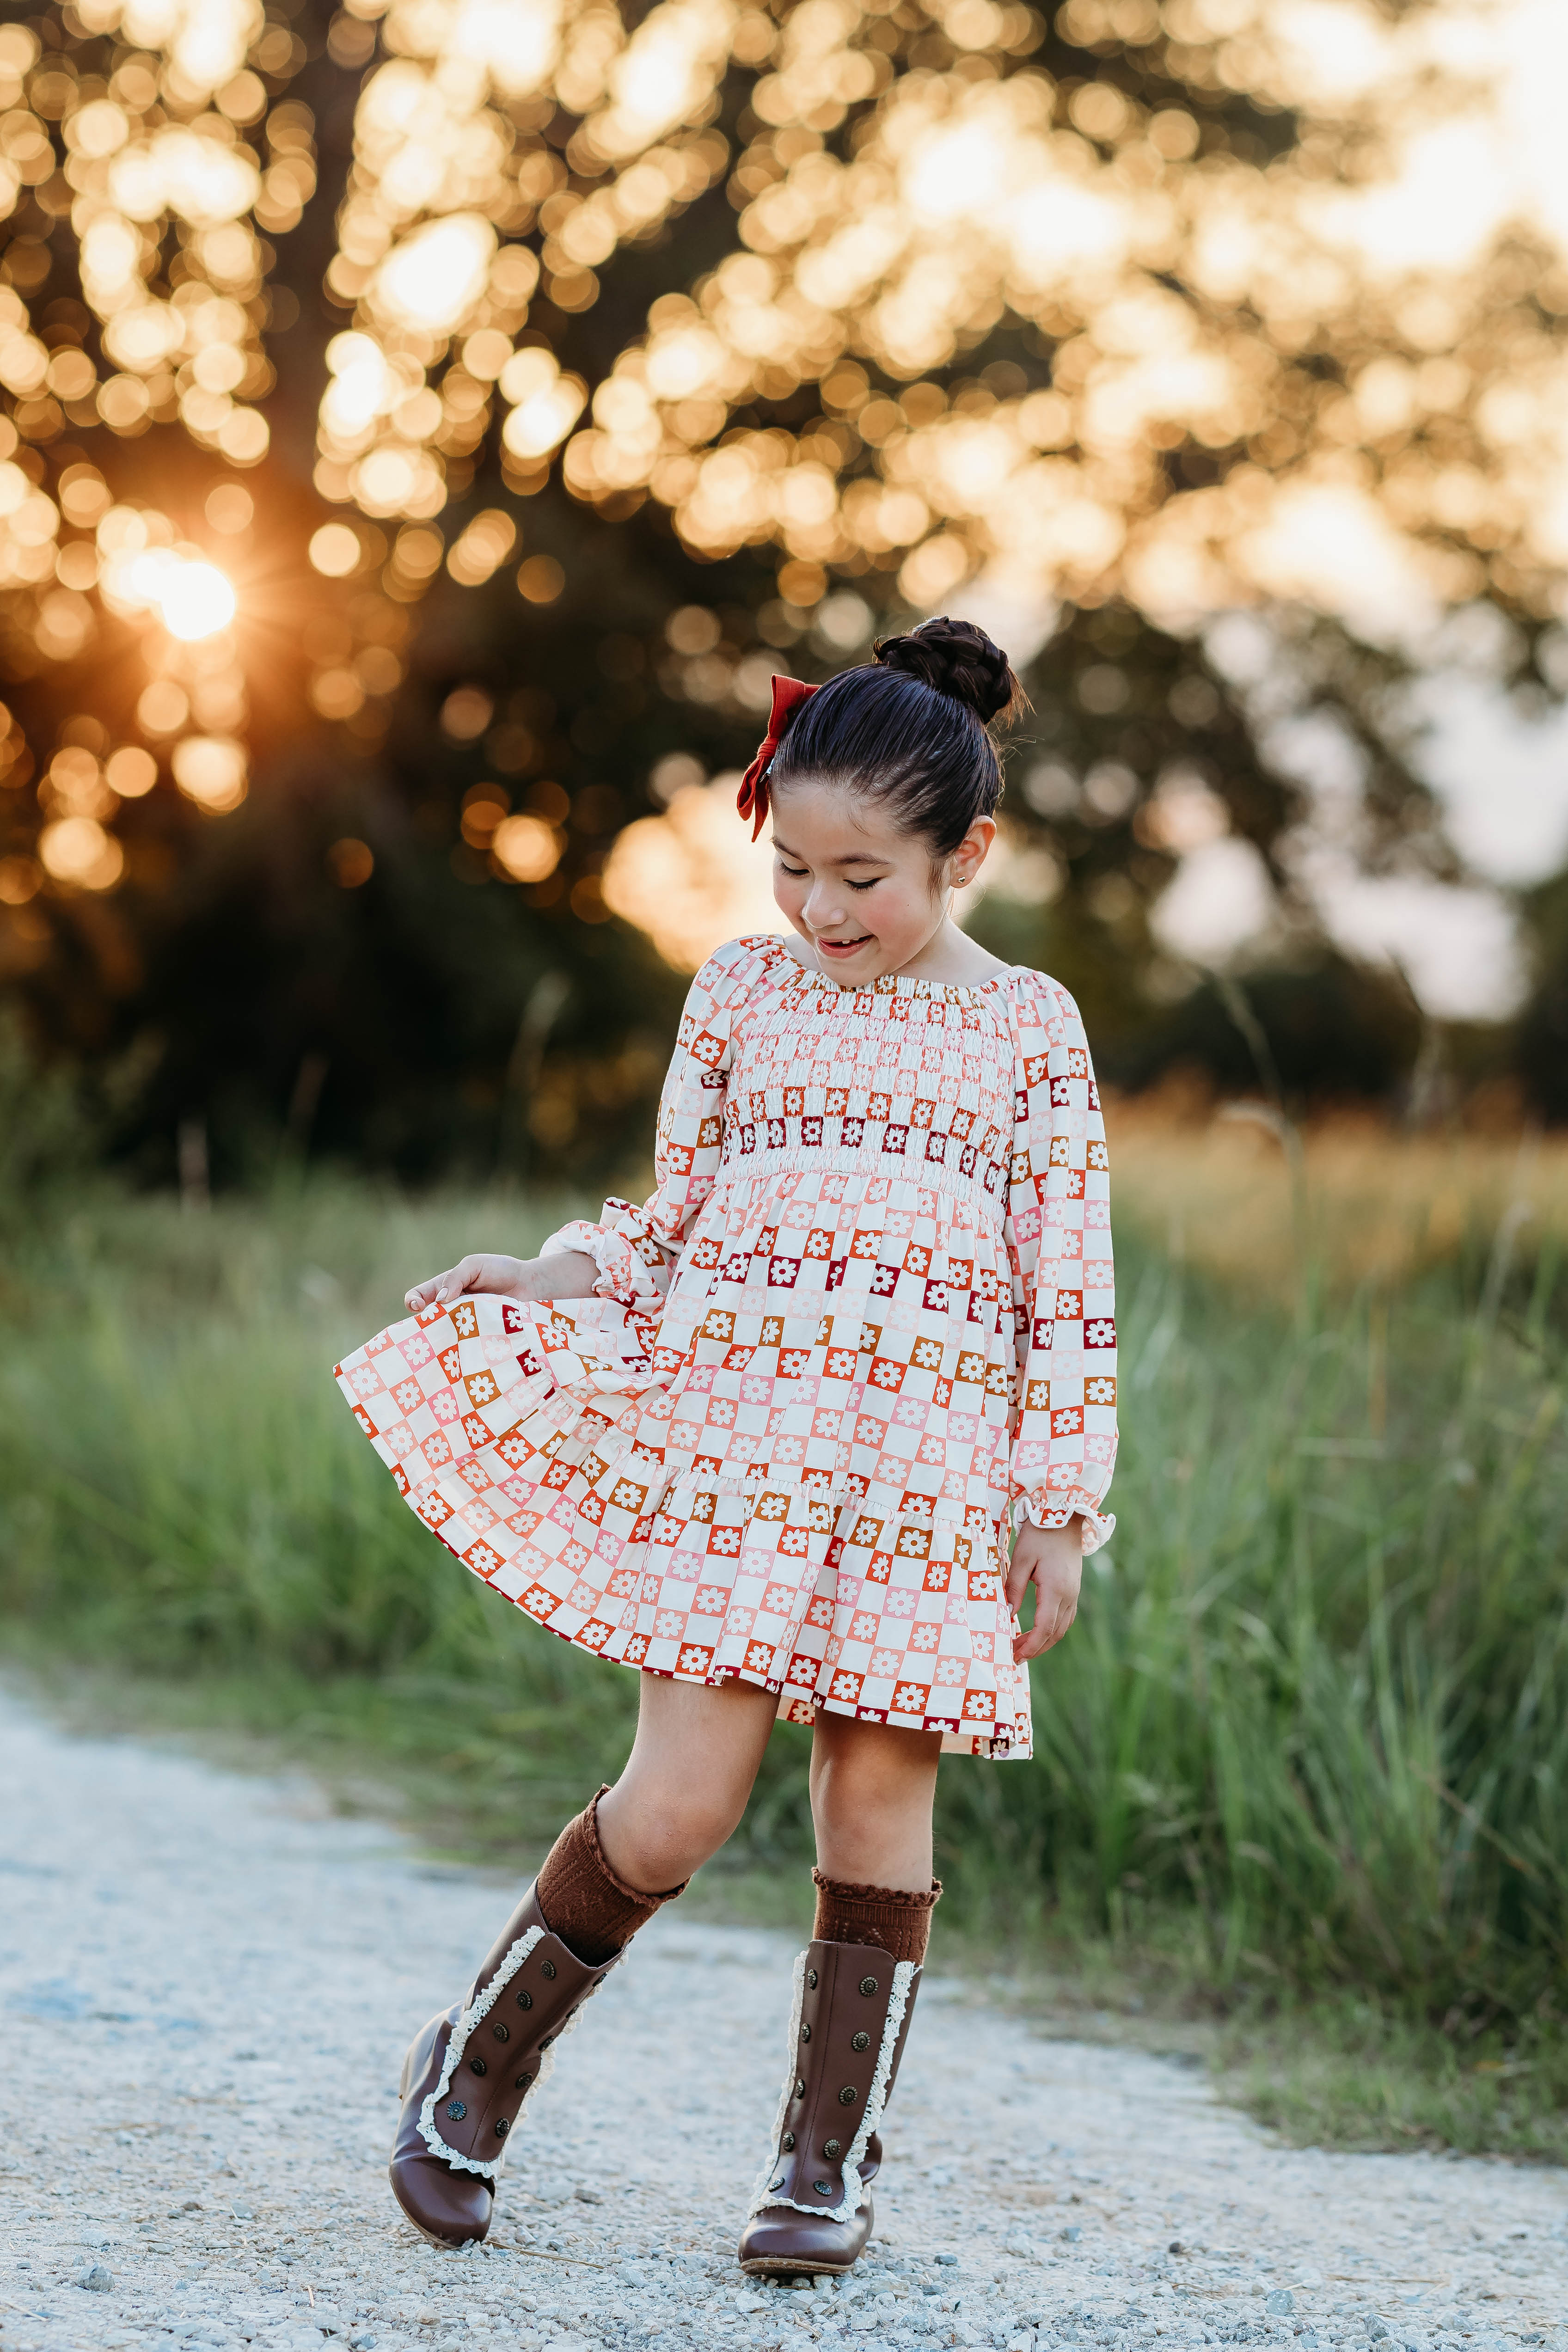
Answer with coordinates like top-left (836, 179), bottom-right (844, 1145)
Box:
top-left (600, 1777), bottom-right (746, 1887)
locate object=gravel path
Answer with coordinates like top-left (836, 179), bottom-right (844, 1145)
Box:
top-left (1, 1685), bottom-right (1563, 2352)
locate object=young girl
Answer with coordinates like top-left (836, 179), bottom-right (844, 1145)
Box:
top-left (334, 616), bottom-right (1117, 2272)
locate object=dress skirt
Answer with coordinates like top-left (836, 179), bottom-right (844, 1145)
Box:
top-left (334, 1284), bottom-right (1033, 1760)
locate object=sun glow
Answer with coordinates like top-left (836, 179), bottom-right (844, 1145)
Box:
top-left (124, 551), bottom-right (238, 642)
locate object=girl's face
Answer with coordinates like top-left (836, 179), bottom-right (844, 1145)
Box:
top-left (770, 778), bottom-right (994, 985)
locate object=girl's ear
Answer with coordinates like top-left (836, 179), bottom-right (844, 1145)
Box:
top-left (947, 814), bottom-right (996, 891)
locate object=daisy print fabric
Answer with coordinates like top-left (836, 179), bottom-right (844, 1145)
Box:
top-left (334, 937), bottom-right (1116, 1759)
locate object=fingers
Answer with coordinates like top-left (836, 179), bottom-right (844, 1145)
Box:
top-left (438, 1253), bottom-right (490, 1303)
top-left (1008, 1533), bottom-right (1079, 1661)
top-left (1012, 1595), bottom-right (1078, 1664)
top-left (404, 1256), bottom-right (478, 1312)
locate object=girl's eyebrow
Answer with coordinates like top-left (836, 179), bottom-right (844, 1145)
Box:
top-left (771, 837), bottom-right (890, 868)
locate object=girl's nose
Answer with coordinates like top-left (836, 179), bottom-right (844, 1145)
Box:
top-left (803, 881), bottom-right (847, 932)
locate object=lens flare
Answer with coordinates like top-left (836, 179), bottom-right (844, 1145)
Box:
top-left (125, 550), bottom-right (238, 640)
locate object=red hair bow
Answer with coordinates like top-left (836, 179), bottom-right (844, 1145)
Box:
top-left (735, 674), bottom-right (817, 842)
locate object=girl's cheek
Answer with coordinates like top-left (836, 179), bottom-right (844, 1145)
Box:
top-left (881, 882), bottom-right (920, 937)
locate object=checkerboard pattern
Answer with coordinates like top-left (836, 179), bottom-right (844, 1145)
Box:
top-left (335, 937), bottom-right (1116, 1760)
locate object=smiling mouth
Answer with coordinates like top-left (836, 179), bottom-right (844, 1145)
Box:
top-left (816, 934), bottom-right (872, 954)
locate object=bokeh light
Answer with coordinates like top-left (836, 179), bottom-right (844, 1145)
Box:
top-left (516, 554), bottom-right (564, 605)
top-left (0, 0), bottom-right (1563, 1001)
top-left (603, 778), bottom-right (777, 970)
top-left (491, 813), bottom-right (562, 884)
top-left (137, 682), bottom-right (190, 737)
top-left (123, 551), bottom-right (237, 641)
top-left (309, 524), bottom-right (363, 579)
top-left (328, 836), bottom-right (375, 888)
top-left (205, 484), bottom-right (254, 535)
top-left (38, 813), bottom-right (123, 890)
top-left (171, 733), bottom-right (247, 812)
top-left (106, 746), bottom-right (158, 798)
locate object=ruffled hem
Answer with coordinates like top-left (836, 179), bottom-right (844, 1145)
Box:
top-left (1018, 1490), bottom-right (1115, 1555)
top-left (540, 1213), bottom-right (666, 1310)
top-left (659, 1661), bottom-right (1024, 1762)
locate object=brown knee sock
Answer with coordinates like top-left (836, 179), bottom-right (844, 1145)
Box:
top-left (811, 1868), bottom-right (941, 1966)
top-left (536, 1785), bottom-right (686, 1967)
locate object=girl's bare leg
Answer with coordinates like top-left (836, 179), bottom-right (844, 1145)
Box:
top-left (808, 1711), bottom-right (941, 1891)
top-left (595, 1672), bottom-right (780, 1893)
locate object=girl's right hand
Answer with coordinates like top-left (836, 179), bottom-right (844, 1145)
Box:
top-left (403, 1249), bottom-right (597, 1312)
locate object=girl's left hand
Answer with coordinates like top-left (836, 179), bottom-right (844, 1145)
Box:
top-left (1006, 1520), bottom-right (1083, 1662)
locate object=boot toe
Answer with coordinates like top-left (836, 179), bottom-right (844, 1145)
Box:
top-left (389, 2150), bottom-right (494, 2249)
top-left (738, 2198), bottom-right (871, 2278)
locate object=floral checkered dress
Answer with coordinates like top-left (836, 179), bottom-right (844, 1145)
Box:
top-left (334, 937), bottom-right (1116, 1759)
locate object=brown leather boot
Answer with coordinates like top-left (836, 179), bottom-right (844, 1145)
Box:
top-left (389, 1883), bottom-right (615, 2248)
top-left (737, 1939), bottom-right (922, 2277)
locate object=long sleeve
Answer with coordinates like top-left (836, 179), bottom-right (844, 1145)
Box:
top-left (1003, 970), bottom-right (1117, 1553)
top-left (540, 938), bottom-right (758, 1308)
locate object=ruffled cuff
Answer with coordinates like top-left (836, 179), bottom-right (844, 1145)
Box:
top-left (541, 1213), bottom-right (666, 1308)
top-left (1017, 1490), bottom-right (1115, 1556)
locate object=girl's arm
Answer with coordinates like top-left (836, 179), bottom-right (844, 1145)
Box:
top-left (404, 1249), bottom-right (598, 1312)
top-left (1003, 972), bottom-right (1118, 1571)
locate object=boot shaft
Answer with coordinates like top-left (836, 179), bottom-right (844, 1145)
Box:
top-left (753, 1938), bottom-right (921, 2230)
top-left (412, 1884), bottom-right (616, 2180)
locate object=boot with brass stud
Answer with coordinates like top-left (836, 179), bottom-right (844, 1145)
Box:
top-left (738, 1939), bottom-right (923, 2276)
top-left (389, 1884), bottom-right (615, 2248)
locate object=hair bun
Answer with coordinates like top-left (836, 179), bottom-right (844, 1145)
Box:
top-left (873, 616), bottom-right (1022, 725)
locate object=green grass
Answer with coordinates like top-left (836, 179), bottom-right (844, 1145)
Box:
top-left (0, 1162), bottom-right (1564, 2158)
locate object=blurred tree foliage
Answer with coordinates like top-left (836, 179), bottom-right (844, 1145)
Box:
top-left (0, 0), bottom-right (1556, 1186)
top-left (1517, 866), bottom-right (1568, 1126)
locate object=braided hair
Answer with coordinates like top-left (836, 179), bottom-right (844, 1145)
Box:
top-left (766, 617), bottom-right (1025, 857)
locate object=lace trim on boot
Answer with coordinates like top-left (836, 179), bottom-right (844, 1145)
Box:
top-left (417, 1926), bottom-right (544, 2180)
top-left (748, 1956), bottom-right (919, 2227)
top-left (746, 1948), bottom-right (807, 2217)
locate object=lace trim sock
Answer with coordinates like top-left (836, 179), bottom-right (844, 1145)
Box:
top-left (811, 1868), bottom-right (942, 1966)
top-left (536, 1786), bottom-right (686, 1966)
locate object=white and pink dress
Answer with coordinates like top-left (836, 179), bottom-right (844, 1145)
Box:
top-left (334, 936), bottom-right (1117, 1759)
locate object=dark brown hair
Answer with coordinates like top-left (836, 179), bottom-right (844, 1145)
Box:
top-left (768, 616), bottom-right (1025, 856)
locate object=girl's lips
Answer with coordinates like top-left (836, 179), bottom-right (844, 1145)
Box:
top-left (816, 934), bottom-right (871, 955)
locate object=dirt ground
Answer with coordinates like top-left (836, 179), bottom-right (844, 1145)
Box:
top-left (1, 1685), bottom-right (1563, 2352)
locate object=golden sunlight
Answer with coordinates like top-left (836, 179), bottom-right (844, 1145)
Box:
top-left (126, 551), bottom-right (238, 642)
top-left (4, 0), bottom-right (1568, 938)
top-left (602, 778), bottom-right (781, 971)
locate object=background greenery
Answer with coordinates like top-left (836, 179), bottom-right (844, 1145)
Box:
top-left (3, 1111), bottom-right (1563, 2158)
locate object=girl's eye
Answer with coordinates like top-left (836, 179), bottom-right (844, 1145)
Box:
top-left (848, 877), bottom-right (878, 893)
top-left (778, 861), bottom-right (809, 878)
